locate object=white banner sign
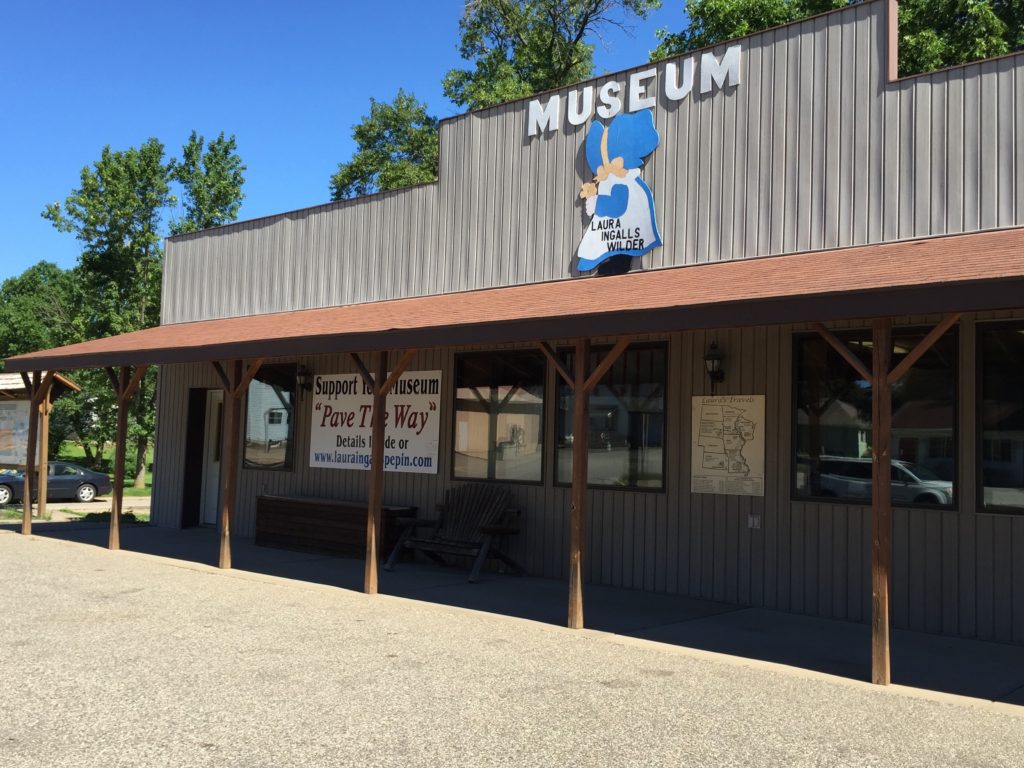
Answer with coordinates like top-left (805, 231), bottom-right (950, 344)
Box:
top-left (0, 400), bottom-right (32, 466)
top-left (691, 395), bottom-right (765, 497)
top-left (309, 371), bottom-right (441, 474)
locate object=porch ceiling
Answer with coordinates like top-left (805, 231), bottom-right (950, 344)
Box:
top-left (5, 227), bottom-right (1024, 372)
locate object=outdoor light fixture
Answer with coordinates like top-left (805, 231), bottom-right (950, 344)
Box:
top-left (704, 342), bottom-right (725, 389)
top-left (296, 365), bottom-right (313, 393)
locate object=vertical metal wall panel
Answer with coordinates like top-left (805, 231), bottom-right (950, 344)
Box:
top-left (160, 3), bottom-right (1024, 325)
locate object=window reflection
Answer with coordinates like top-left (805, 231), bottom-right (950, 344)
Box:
top-left (794, 329), bottom-right (956, 506)
top-left (556, 344), bottom-right (666, 489)
top-left (979, 324), bottom-right (1024, 512)
top-left (453, 351), bottom-right (545, 483)
top-left (244, 364), bottom-right (296, 470)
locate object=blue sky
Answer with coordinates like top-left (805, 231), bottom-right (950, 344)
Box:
top-left (0, 1), bottom-right (684, 281)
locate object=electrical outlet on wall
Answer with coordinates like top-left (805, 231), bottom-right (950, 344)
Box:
top-left (748, 513), bottom-right (761, 530)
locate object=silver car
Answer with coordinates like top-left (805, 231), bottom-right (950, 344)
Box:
top-left (815, 456), bottom-right (953, 505)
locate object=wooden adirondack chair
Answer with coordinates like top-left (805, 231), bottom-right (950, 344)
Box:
top-left (384, 484), bottom-right (526, 583)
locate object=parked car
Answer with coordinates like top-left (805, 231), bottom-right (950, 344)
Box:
top-left (0, 462), bottom-right (113, 506)
top-left (815, 456), bottom-right (953, 505)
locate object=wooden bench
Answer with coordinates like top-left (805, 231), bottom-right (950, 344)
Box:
top-left (255, 495), bottom-right (415, 558)
top-left (384, 484), bottom-right (526, 583)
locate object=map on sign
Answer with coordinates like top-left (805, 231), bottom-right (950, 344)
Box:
top-left (690, 395), bottom-right (765, 497)
top-left (0, 400), bottom-right (32, 466)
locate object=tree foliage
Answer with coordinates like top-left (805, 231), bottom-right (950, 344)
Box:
top-left (30, 133), bottom-right (245, 480)
top-left (445, 0), bottom-right (662, 111)
top-left (170, 131), bottom-right (247, 235)
top-left (652, 0), bottom-right (842, 60)
top-left (897, 0), bottom-right (1022, 75)
top-left (653, 0), bottom-right (1023, 75)
top-left (329, 90), bottom-right (440, 200)
top-left (0, 262), bottom-right (82, 361)
top-left (40, 139), bottom-right (171, 481)
top-left (42, 138), bottom-right (170, 337)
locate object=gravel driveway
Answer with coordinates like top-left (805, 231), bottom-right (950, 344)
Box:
top-left (2, 531), bottom-right (1022, 768)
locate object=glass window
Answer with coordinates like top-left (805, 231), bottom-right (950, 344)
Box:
top-left (556, 343), bottom-right (666, 489)
top-left (244, 364), bottom-right (296, 470)
top-left (793, 328), bottom-right (956, 507)
top-left (453, 351), bottom-right (545, 483)
top-left (978, 323), bottom-right (1024, 512)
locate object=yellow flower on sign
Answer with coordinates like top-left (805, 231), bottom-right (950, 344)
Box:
top-left (579, 182), bottom-right (597, 199)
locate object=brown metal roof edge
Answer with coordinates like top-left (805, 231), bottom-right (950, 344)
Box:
top-left (7, 274), bottom-right (1024, 374)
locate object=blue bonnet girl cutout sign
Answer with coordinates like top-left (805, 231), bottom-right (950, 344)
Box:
top-left (577, 109), bottom-right (661, 272)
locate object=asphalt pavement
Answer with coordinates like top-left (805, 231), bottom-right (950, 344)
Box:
top-left (2, 530), bottom-right (1023, 768)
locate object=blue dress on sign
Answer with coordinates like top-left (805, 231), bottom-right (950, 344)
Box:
top-left (577, 110), bottom-right (662, 272)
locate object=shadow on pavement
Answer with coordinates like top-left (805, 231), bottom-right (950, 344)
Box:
top-left (10, 521), bottom-right (1024, 705)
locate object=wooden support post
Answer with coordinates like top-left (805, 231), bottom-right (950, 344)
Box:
top-left (871, 318), bottom-right (893, 686)
top-left (104, 365), bottom-right (149, 551)
top-left (816, 315), bottom-right (959, 686)
top-left (20, 371), bottom-right (55, 535)
top-left (557, 336), bottom-right (634, 630)
top-left (207, 359), bottom-right (261, 568)
top-left (220, 360), bottom-right (243, 569)
top-left (364, 351), bottom-right (388, 595)
top-left (109, 367), bottom-right (130, 550)
top-left (36, 389), bottom-right (51, 521)
top-left (349, 348), bottom-right (417, 595)
top-left (22, 372), bottom-right (40, 535)
top-left (568, 338), bottom-right (590, 629)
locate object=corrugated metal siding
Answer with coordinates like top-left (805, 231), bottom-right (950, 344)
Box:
top-left (152, 310), bottom-right (1024, 645)
top-left (161, 1), bottom-right (1024, 324)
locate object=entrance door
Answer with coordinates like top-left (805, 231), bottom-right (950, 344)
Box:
top-left (199, 389), bottom-right (224, 526)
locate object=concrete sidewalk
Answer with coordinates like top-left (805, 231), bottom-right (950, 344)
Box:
top-left (3, 528), bottom-right (1024, 768)
top-left (8, 520), bottom-right (1024, 707)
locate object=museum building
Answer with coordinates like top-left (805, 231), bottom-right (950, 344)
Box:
top-left (6, 0), bottom-right (1024, 685)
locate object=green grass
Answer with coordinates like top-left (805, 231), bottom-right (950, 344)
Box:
top-left (56, 443), bottom-right (153, 497)
top-left (0, 507), bottom-right (51, 521)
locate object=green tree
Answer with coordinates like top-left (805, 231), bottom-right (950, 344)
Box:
top-left (897, 0), bottom-right (1019, 75)
top-left (43, 139), bottom-right (170, 337)
top-left (653, 0), bottom-right (1022, 75)
top-left (330, 90), bottom-right (441, 200)
top-left (652, 0), bottom-right (841, 60)
top-left (169, 131), bottom-right (247, 235)
top-left (42, 138), bottom-right (172, 486)
top-left (34, 132), bottom-right (245, 482)
top-left (445, 0), bottom-right (662, 111)
top-left (0, 262), bottom-right (81, 362)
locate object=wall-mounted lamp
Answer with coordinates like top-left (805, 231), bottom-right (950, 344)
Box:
top-left (703, 342), bottom-right (725, 390)
top-left (296, 365), bottom-right (314, 393)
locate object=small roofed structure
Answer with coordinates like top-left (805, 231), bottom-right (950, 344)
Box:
top-left (0, 371), bottom-right (80, 402)
top-left (0, 370), bottom-right (80, 521)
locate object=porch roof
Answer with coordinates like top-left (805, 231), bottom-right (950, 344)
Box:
top-left (0, 371), bottom-right (80, 398)
top-left (5, 227), bottom-right (1024, 373)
